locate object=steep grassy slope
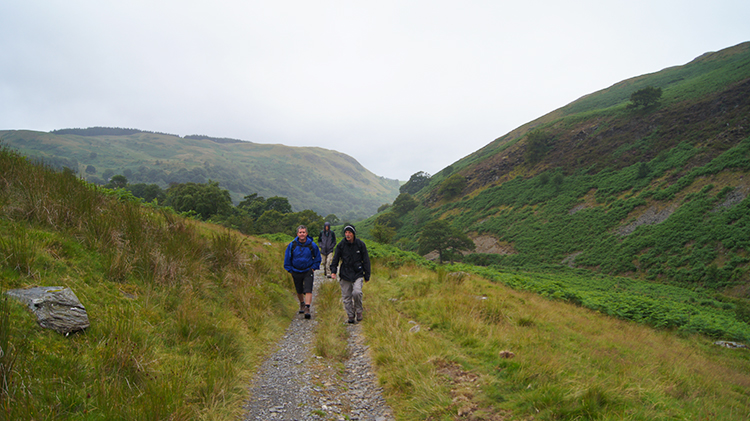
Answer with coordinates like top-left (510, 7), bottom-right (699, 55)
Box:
top-left (0, 145), bottom-right (296, 419)
top-left (0, 130), bottom-right (400, 220)
top-left (370, 41), bottom-right (750, 289)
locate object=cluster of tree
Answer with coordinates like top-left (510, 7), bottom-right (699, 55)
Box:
top-left (370, 192), bottom-right (419, 244)
top-left (166, 181), bottom-right (233, 220)
top-left (628, 86), bottom-right (663, 109)
top-left (524, 130), bottom-right (554, 165)
top-left (417, 220), bottom-right (475, 264)
top-left (183, 135), bottom-right (243, 144)
top-left (370, 170), bottom-right (477, 265)
top-left (50, 127), bottom-right (179, 137)
top-left (104, 176), bottom-right (334, 237)
top-left (399, 171), bottom-right (431, 195)
top-left (225, 192), bottom-right (337, 236)
top-left (438, 173), bottom-right (467, 199)
top-left (85, 162), bottom-right (390, 222)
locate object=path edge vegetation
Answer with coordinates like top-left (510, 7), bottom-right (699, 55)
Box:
top-left (0, 145), bottom-right (297, 419)
top-left (362, 254), bottom-right (750, 420)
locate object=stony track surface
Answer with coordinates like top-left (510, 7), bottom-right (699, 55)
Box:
top-left (241, 274), bottom-right (394, 421)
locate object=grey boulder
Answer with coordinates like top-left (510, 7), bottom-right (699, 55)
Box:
top-left (6, 286), bottom-right (89, 335)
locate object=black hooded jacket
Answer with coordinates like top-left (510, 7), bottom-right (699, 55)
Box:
top-left (330, 235), bottom-right (370, 282)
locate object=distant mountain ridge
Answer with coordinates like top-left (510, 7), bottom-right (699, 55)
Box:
top-left (0, 129), bottom-right (400, 220)
top-left (51, 127), bottom-right (247, 145)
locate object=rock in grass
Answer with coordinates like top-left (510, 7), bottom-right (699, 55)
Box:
top-left (6, 286), bottom-right (89, 335)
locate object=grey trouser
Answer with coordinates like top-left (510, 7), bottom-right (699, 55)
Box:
top-left (320, 252), bottom-right (333, 276)
top-left (339, 277), bottom-right (363, 318)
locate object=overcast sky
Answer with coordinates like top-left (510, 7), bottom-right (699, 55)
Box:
top-left (1, 1), bottom-right (748, 180)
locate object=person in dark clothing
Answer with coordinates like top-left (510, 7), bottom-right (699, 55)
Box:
top-left (330, 224), bottom-right (370, 324)
top-left (318, 222), bottom-right (337, 278)
top-left (284, 225), bottom-right (321, 319)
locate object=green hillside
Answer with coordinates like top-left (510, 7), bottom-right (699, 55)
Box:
top-left (0, 129), bottom-right (400, 221)
top-left (366, 41), bottom-right (750, 291)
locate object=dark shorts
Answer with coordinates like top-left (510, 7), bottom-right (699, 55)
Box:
top-left (291, 270), bottom-right (314, 294)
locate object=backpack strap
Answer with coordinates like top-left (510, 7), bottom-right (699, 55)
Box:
top-left (291, 241), bottom-right (313, 255)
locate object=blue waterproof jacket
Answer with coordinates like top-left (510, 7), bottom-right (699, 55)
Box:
top-left (284, 237), bottom-right (321, 273)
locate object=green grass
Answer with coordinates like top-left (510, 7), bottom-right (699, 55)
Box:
top-left (312, 278), bottom-right (349, 361)
top-left (363, 261), bottom-right (750, 420)
top-left (0, 146), bottom-right (296, 419)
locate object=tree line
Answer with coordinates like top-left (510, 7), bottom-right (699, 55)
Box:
top-left (50, 127), bottom-right (179, 137)
top-left (371, 170), bottom-right (476, 264)
top-left (104, 176), bottom-right (338, 237)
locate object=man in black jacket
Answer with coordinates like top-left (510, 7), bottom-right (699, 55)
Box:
top-left (330, 224), bottom-right (370, 324)
top-left (318, 222), bottom-right (336, 278)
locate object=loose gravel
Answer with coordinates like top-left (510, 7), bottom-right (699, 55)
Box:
top-left (241, 273), bottom-right (395, 421)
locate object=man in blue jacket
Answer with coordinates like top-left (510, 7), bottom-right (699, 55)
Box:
top-left (284, 225), bottom-right (321, 319)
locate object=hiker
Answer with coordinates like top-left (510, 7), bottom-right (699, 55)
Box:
top-left (283, 225), bottom-right (321, 319)
top-left (318, 222), bottom-right (337, 278)
top-left (330, 224), bottom-right (370, 324)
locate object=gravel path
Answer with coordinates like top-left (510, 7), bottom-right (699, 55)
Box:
top-left (240, 273), bottom-right (395, 421)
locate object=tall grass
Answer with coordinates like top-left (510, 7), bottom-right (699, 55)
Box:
top-left (0, 145), bottom-right (296, 419)
top-left (0, 225), bottom-right (36, 277)
top-left (313, 277), bottom-right (349, 361)
top-left (364, 261), bottom-right (750, 420)
top-left (0, 296), bottom-right (22, 419)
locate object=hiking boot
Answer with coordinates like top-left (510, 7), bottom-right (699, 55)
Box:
top-left (356, 312), bottom-right (363, 322)
top-left (304, 305), bottom-right (311, 319)
top-left (347, 318), bottom-right (355, 324)
top-left (298, 302), bottom-right (305, 314)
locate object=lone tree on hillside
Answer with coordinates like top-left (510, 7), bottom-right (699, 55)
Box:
top-left (438, 174), bottom-right (467, 199)
top-left (374, 211), bottom-right (403, 230)
top-left (418, 220), bottom-right (475, 264)
top-left (371, 223), bottom-right (396, 244)
top-left (524, 130), bottom-right (552, 165)
top-left (400, 171), bottom-right (431, 195)
top-left (628, 86), bottom-right (662, 109)
top-left (391, 192), bottom-right (418, 216)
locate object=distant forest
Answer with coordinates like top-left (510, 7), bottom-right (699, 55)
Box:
top-left (51, 127), bottom-right (245, 144)
top-left (51, 127), bottom-right (179, 137)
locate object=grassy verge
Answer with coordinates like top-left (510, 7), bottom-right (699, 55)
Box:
top-left (313, 277), bottom-right (349, 361)
top-left (0, 146), bottom-right (296, 419)
top-left (364, 261), bottom-right (750, 420)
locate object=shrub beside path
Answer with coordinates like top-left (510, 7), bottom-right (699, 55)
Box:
top-left (241, 273), bottom-right (395, 421)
